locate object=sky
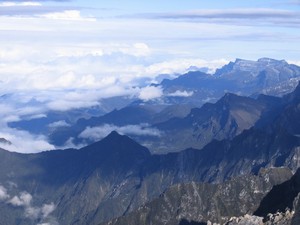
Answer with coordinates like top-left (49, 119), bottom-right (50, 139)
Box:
top-left (1, 0), bottom-right (300, 93)
top-left (0, 0), bottom-right (300, 152)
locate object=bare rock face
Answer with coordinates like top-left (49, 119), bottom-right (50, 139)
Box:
top-left (224, 210), bottom-right (294, 225)
top-left (102, 167), bottom-right (292, 225)
top-left (225, 215), bottom-right (263, 225)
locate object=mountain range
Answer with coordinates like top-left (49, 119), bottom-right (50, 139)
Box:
top-left (0, 80), bottom-right (300, 224)
top-left (1, 58), bottom-right (300, 225)
top-left (7, 58), bottom-right (300, 151)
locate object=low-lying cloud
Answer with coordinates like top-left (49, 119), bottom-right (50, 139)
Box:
top-left (79, 123), bottom-right (161, 141)
top-left (6, 187), bottom-right (57, 224)
top-left (0, 127), bottom-right (55, 153)
top-left (48, 120), bottom-right (71, 128)
top-left (8, 192), bottom-right (32, 206)
top-left (0, 185), bottom-right (9, 201)
top-left (167, 90), bottom-right (194, 97)
top-left (139, 86), bottom-right (163, 101)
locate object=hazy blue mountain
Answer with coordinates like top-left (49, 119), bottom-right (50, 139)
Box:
top-left (159, 58), bottom-right (300, 106)
top-left (49, 88), bottom-right (283, 153)
top-left (49, 103), bottom-right (194, 148)
top-left (143, 93), bottom-right (281, 153)
top-left (7, 96), bottom-right (135, 136)
top-left (46, 58), bottom-right (300, 151)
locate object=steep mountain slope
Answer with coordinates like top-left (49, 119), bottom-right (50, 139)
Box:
top-left (254, 169), bottom-right (300, 218)
top-left (102, 168), bottom-right (292, 225)
top-left (0, 132), bottom-right (151, 225)
top-left (145, 93), bottom-right (281, 152)
top-left (49, 105), bottom-right (158, 146)
top-left (0, 126), bottom-right (299, 225)
top-left (49, 103), bottom-right (194, 148)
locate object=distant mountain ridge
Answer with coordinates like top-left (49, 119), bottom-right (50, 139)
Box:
top-left (44, 58), bottom-right (300, 151)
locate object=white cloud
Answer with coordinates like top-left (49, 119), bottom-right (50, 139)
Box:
top-left (0, 185), bottom-right (9, 201)
top-left (118, 43), bottom-right (151, 57)
top-left (27, 114), bottom-right (47, 120)
top-left (25, 202), bottom-right (56, 219)
top-left (167, 90), bottom-right (194, 97)
top-left (61, 137), bottom-right (86, 149)
top-left (40, 10), bottom-right (96, 21)
top-left (41, 203), bottom-right (56, 218)
top-left (0, 2), bottom-right (42, 7)
top-left (7, 189), bottom-right (56, 222)
top-left (288, 60), bottom-right (300, 66)
top-left (25, 206), bottom-right (41, 219)
top-left (145, 58), bottom-right (229, 76)
top-left (8, 192), bottom-right (32, 207)
top-left (139, 86), bottom-right (163, 101)
top-left (0, 127), bottom-right (55, 153)
top-left (79, 123), bottom-right (161, 141)
top-left (48, 120), bottom-right (70, 129)
top-left (46, 99), bottom-right (99, 112)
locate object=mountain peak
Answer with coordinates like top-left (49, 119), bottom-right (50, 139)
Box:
top-left (81, 131), bottom-right (151, 163)
top-left (257, 57), bottom-right (287, 64)
top-left (218, 92), bottom-right (241, 105)
top-left (215, 57), bottom-right (290, 77)
top-left (106, 130), bottom-right (122, 139)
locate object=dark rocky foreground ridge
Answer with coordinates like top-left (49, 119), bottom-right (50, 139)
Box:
top-left (102, 167), bottom-right (292, 225)
top-left (101, 168), bottom-right (300, 225)
top-left (0, 82), bottom-right (300, 224)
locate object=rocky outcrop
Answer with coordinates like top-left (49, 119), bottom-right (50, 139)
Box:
top-left (102, 168), bottom-right (292, 225)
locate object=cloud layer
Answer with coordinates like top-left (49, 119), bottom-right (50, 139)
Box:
top-left (0, 183), bottom-right (58, 224)
top-left (79, 124), bottom-right (161, 141)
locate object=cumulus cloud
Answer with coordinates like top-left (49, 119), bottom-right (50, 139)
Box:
top-left (7, 189), bottom-right (57, 223)
top-left (139, 86), bottom-right (163, 101)
top-left (8, 192), bottom-right (32, 206)
top-left (0, 2), bottom-right (42, 7)
top-left (0, 185), bottom-right (9, 201)
top-left (48, 120), bottom-right (70, 128)
top-left (40, 10), bottom-right (96, 21)
top-left (79, 123), bottom-right (161, 141)
top-left (60, 137), bottom-right (86, 149)
top-left (0, 127), bottom-right (55, 153)
top-left (167, 90), bottom-right (194, 97)
top-left (145, 58), bottom-right (228, 77)
top-left (25, 202), bottom-right (56, 219)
